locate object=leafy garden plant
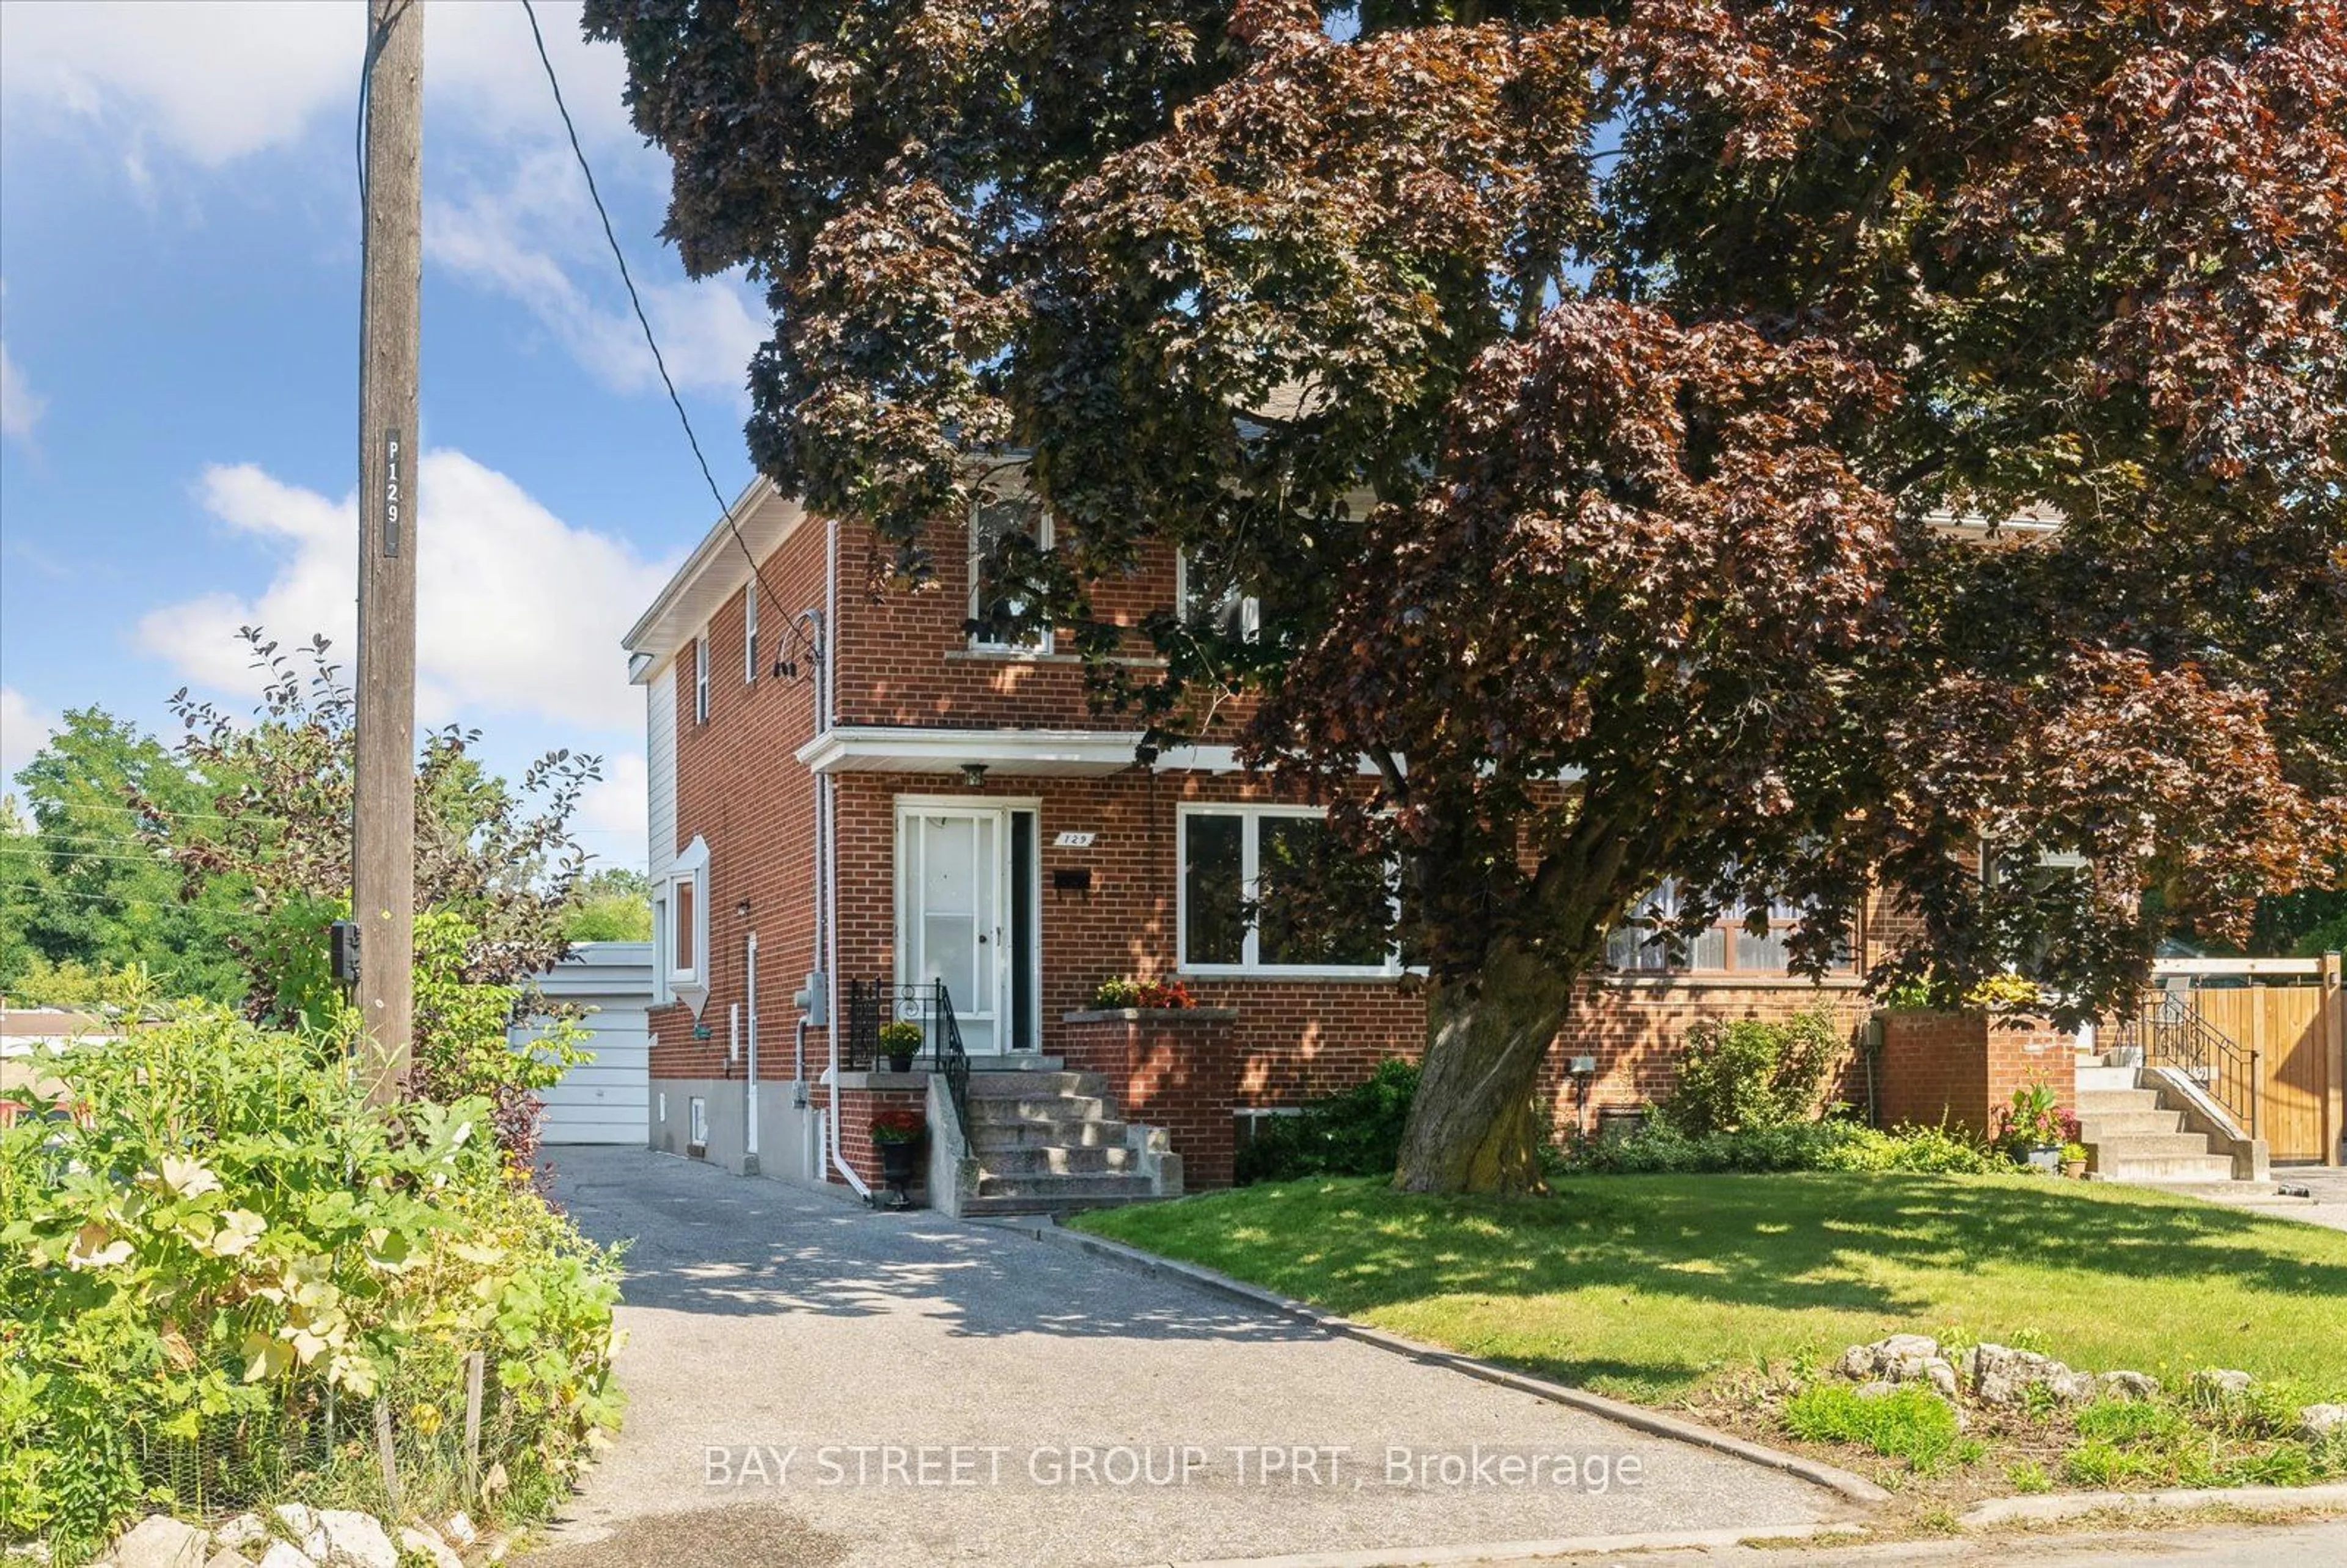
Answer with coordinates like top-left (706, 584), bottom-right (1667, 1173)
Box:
top-left (1091, 976), bottom-right (1197, 1010)
top-left (0, 1010), bottom-right (620, 1562)
top-left (1662, 1012), bottom-right (1845, 1135)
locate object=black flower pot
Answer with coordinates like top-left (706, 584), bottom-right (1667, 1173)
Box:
top-left (887, 1052), bottom-right (916, 1074)
top-left (878, 1138), bottom-right (921, 1208)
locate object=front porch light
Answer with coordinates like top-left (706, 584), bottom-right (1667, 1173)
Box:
top-left (960, 761), bottom-right (989, 788)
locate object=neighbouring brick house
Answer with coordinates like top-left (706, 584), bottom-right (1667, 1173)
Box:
top-left (623, 477), bottom-right (1951, 1210)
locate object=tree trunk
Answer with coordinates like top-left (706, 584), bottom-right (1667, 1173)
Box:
top-left (1393, 942), bottom-right (1578, 1194)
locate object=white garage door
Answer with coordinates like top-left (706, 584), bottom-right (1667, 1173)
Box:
top-left (528, 1003), bottom-right (649, 1145)
top-left (518, 943), bottom-right (653, 1146)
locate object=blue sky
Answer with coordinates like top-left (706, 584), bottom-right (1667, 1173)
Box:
top-left (0, 1), bottom-right (762, 871)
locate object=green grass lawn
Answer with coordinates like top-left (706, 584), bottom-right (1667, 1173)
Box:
top-left (1073, 1173), bottom-right (2347, 1406)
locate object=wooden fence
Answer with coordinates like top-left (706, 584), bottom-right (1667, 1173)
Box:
top-left (2149, 954), bottom-right (2345, 1165)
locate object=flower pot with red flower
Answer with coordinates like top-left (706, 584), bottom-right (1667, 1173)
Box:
top-left (870, 1107), bottom-right (926, 1207)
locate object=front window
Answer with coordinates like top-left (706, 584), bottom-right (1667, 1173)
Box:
top-left (1606, 877), bottom-right (1852, 976)
top-left (1175, 548), bottom-right (1261, 643)
top-left (969, 495), bottom-right (1052, 652)
top-left (1179, 806), bottom-right (1395, 974)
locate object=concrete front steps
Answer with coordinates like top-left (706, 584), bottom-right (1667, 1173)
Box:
top-left (956, 1070), bottom-right (1166, 1217)
top-left (2074, 1062), bottom-right (2246, 1185)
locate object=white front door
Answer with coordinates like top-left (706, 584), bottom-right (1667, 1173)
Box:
top-left (899, 806), bottom-right (1006, 1054)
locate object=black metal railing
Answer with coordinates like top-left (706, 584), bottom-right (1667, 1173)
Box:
top-left (2107, 988), bottom-right (2261, 1140)
top-left (840, 978), bottom-right (972, 1142)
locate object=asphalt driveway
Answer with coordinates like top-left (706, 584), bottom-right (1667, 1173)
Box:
top-left (526, 1147), bottom-right (1842, 1568)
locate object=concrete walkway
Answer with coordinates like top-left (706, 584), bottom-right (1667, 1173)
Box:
top-left (2193, 1168), bottom-right (2347, 1234)
top-left (527, 1148), bottom-right (1842, 1568)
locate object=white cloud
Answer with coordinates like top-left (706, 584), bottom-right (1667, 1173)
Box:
top-left (1, 686), bottom-right (61, 790)
top-left (425, 156), bottom-right (765, 400)
top-left (573, 749), bottom-right (648, 873)
top-left (0, 1), bottom-right (636, 167)
top-left (136, 450), bottom-right (675, 737)
top-left (0, 337), bottom-right (40, 441)
top-left (1, 2), bottom-right (766, 401)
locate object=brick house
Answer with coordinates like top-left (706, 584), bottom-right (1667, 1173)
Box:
top-left (624, 477), bottom-right (1922, 1212)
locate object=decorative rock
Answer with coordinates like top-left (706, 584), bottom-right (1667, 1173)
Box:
top-left (113, 1517), bottom-right (208, 1568)
top-left (206, 1552), bottom-right (255, 1568)
top-left (437, 1515), bottom-right (477, 1551)
top-left (1853, 1379), bottom-right (1900, 1399)
top-left (2098, 1371), bottom-right (2160, 1401)
top-left (2194, 1368), bottom-right (2255, 1398)
top-left (313, 1512), bottom-right (395, 1568)
top-left (213, 1517), bottom-right (268, 1552)
top-left (2298, 1403), bottom-right (2347, 1441)
top-left (1965, 1343), bottom-right (2098, 1407)
top-left (270, 1507), bottom-right (325, 1560)
top-left (396, 1529), bottom-right (462, 1568)
top-left (1836, 1335), bottom-right (1960, 1399)
top-left (253, 1547), bottom-right (315, 1568)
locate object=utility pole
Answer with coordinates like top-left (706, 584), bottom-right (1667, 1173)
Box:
top-left (354, 0), bottom-right (423, 1106)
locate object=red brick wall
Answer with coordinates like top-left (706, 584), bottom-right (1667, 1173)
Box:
top-left (1878, 1011), bottom-right (2077, 1139)
top-left (648, 513), bottom-right (830, 1084)
top-left (817, 1083), bottom-right (930, 1189)
top-left (1063, 1010), bottom-right (1239, 1189)
top-left (650, 505), bottom-right (1911, 1183)
top-left (829, 516), bottom-right (1262, 741)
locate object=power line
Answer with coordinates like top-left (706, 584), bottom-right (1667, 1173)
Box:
top-left (9, 800), bottom-right (285, 826)
top-left (0, 882), bottom-right (268, 923)
top-left (516, 0), bottom-right (816, 680)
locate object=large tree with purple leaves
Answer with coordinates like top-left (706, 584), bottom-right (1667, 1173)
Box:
top-left (591, 0), bottom-right (2345, 1192)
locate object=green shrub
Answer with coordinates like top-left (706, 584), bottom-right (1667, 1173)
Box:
top-left (1551, 1115), bottom-right (2000, 1176)
top-left (1783, 1383), bottom-right (1961, 1469)
top-left (0, 1009), bottom-right (620, 1561)
top-left (1236, 1060), bottom-right (1419, 1184)
top-left (1663, 1012), bottom-right (1844, 1134)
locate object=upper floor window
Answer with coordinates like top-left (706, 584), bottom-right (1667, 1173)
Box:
top-left (1179, 805), bottom-right (1396, 975)
top-left (693, 635), bottom-right (711, 724)
top-left (1175, 548), bottom-right (1261, 643)
top-left (744, 588), bottom-right (759, 685)
top-left (1606, 877), bottom-right (1853, 976)
top-left (969, 495), bottom-right (1052, 653)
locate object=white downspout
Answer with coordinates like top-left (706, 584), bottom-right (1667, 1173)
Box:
top-left (818, 515), bottom-right (868, 1196)
top-left (744, 932), bottom-right (760, 1168)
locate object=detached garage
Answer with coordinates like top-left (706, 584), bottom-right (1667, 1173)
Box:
top-left (516, 942), bottom-right (653, 1146)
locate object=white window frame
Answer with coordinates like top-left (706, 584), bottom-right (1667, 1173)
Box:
top-left (968, 498), bottom-right (1054, 654)
top-left (650, 890), bottom-right (672, 1005)
top-left (1174, 548), bottom-right (1261, 643)
top-left (663, 836), bottom-right (711, 1012)
top-left (694, 634), bottom-right (711, 723)
top-left (744, 588), bottom-right (759, 685)
top-left (1607, 876), bottom-right (1854, 977)
top-left (1176, 803), bottom-right (1400, 979)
